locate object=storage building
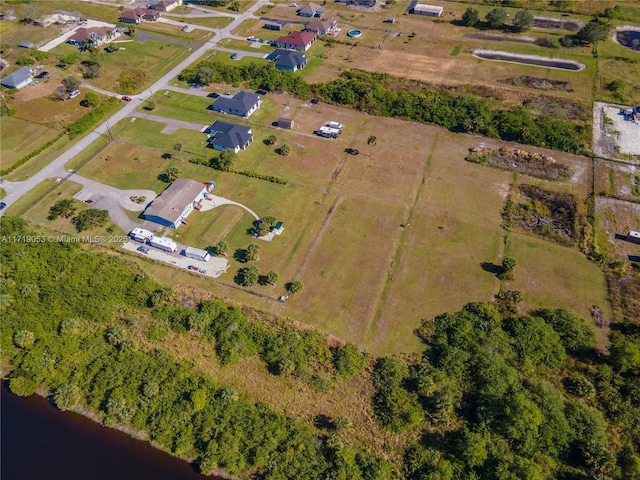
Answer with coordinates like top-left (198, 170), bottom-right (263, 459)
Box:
top-left (278, 117), bottom-right (294, 129)
top-left (411, 4), bottom-right (444, 17)
top-left (628, 230), bottom-right (640, 245)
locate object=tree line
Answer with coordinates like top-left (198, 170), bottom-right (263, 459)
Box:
top-left (1, 217), bottom-right (382, 479)
top-left (179, 60), bottom-right (586, 153)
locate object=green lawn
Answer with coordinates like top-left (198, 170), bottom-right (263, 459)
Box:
top-left (0, 117), bottom-right (60, 170)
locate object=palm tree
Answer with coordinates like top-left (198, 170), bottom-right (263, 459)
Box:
top-left (367, 135), bottom-right (377, 157)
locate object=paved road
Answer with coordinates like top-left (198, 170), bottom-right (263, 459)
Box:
top-left (0, 0), bottom-right (273, 216)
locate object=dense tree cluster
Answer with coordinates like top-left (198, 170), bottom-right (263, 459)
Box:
top-left (0, 218), bottom-right (383, 479)
top-left (314, 71), bottom-right (586, 153)
top-left (378, 302), bottom-right (640, 480)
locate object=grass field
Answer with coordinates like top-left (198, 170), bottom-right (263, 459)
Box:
top-left (50, 39), bottom-right (190, 94)
top-left (0, 117), bottom-right (60, 170)
top-left (56, 91), bottom-right (610, 355)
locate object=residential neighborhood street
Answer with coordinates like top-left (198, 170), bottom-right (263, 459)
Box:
top-left (0, 0), bottom-right (272, 216)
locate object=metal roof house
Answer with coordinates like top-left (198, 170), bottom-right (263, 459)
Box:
top-left (411, 4), bottom-right (444, 16)
top-left (205, 120), bottom-right (253, 153)
top-left (268, 48), bottom-right (307, 71)
top-left (210, 91), bottom-right (261, 118)
top-left (0, 66), bottom-right (33, 89)
top-left (143, 178), bottom-right (212, 228)
top-left (275, 30), bottom-right (316, 51)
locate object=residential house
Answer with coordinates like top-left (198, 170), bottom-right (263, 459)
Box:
top-left (151, 0), bottom-right (183, 12)
top-left (264, 21), bottom-right (284, 31)
top-left (211, 91), bottom-right (261, 118)
top-left (411, 4), bottom-right (444, 16)
top-left (68, 26), bottom-right (117, 46)
top-left (205, 120), bottom-right (253, 153)
top-left (121, 8), bottom-right (161, 24)
top-left (298, 2), bottom-right (323, 17)
top-left (0, 66), bottom-right (33, 89)
top-left (144, 178), bottom-right (212, 228)
top-left (268, 48), bottom-right (307, 71)
top-left (305, 18), bottom-right (339, 35)
top-left (275, 30), bottom-right (316, 51)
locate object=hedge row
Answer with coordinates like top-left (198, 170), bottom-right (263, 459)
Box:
top-left (65, 97), bottom-right (119, 139)
top-left (189, 158), bottom-right (288, 185)
top-left (0, 132), bottom-right (65, 176)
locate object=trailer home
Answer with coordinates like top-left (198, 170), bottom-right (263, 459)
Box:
top-left (149, 236), bottom-right (178, 252)
top-left (129, 228), bottom-right (154, 243)
top-left (184, 246), bottom-right (211, 262)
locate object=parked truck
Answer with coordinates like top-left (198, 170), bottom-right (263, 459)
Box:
top-left (184, 246), bottom-right (211, 262)
top-left (149, 236), bottom-right (178, 252)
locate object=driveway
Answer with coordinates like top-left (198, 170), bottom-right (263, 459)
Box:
top-left (132, 112), bottom-right (209, 134)
top-left (1, 0), bottom-right (273, 214)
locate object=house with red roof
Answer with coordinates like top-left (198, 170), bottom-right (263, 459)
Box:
top-left (275, 30), bottom-right (316, 51)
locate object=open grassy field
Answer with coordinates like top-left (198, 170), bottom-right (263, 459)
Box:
top-left (138, 21), bottom-right (214, 43)
top-left (0, 117), bottom-right (60, 170)
top-left (57, 89), bottom-right (610, 355)
top-left (49, 39), bottom-right (190, 94)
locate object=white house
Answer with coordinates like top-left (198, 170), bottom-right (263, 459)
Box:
top-left (0, 66), bottom-right (33, 89)
top-left (144, 178), bottom-right (212, 228)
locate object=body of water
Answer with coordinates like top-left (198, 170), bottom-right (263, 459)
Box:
top-left (1, 383), bottom-right (219, 480)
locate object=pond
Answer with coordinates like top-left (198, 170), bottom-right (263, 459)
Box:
top-left (472, 49), bottom-right (585, 72)
top-left (616, 29), bottom-right (640, 51)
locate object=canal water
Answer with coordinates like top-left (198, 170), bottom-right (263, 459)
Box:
top-left (1, 383), bottom-right (218, 480)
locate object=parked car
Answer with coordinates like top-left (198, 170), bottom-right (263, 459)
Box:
top-left (181, 25), bottom-right (188, 31)
top-left (36, 71), bottom-right (49, 79)
top-left (56, 63), bottom-right (66, 69)
top-left (122, 95), bottom-right (132, 102)
top-left (68, 90), bottom-right (80, 99)
top-left (199, 268), bottom-right (207, 274)
top-left (310, 97), bottom-right (319, 105)
top-left (207, 92), bottom-right (220, 98)
top-left (255, 89), bottom-right (267, 95)
top-left (137, 246), bottom-right (150, 254)
top-left (84, 199), bottom-right (93, 204)
top-left (188, 265), bottom-right (198, 271)
top-left (0, 202), bottom-right (6, 210)
top-left (224, 91), bottom-right (231, 96)
top-left (290, 3), bottom-right (298, 7)
top-left (230, 53), bottom-right (238, 60)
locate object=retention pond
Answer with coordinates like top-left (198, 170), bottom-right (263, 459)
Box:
top-left (471, 49), bottom-right (586, 71)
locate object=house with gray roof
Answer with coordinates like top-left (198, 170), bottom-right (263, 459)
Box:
top-left (210, 91), bottom-right (261, 118)
top-left (143, 178), bottom-right (211, 228)
top-left (268, 49), bottom-right (307, 72)
top-left (0, 66), bottom-right (33, 89)
top-left (205, 120), bottom-right (253, 153)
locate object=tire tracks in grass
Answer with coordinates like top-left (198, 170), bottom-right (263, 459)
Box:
top-left (364, 134), bottom-right (439, 347)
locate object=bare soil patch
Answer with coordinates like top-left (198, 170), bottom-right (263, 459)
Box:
top-left (526, 95), bottom-right (584, 120)
top-left (466, 146), bottom-right (572, 181)
top-left (595, 196), bottom-right (640, 261)
top-left (533, 16), bottom-right (583, 32)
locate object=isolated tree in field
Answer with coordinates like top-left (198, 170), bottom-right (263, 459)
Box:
top-left (53, 384), bottom-right (82, 411)
top-left (485, 8), bottom-right (508, 29)
top-left (278, 143), bottom-right (291, 156)
top-left (499, 256), bottom-right (517, 280)
top-left (54, 86), bottom-right (67, 100)
top-left (512, 10), bottom-right (534, 32)
top-left (242, 265), bottom-right (260, 286)
top-left (162, 166), bottom-right (182, 182)
top-left (576, 20), bottom-right (611, 46)
top-left (13, 329), bottom-right (35, 348)
top-left (84, 91), bottom-right (100, 107)
top-left (173, 143), bottom-right (184, 161)
top-left (212, 149), bottom-right (236, 170)
top-left (367, 135), bottom-right (377, 157)
top-left (334, 415), bottom-right (352, 432)
top-left (229, 0), bottom-right (241, 12)
top-left (72, 209), bottom-right (109, 232)
top-left (48, 198), bottom-right (77, 220)
top-left (62, 76), bottom-right (80, 93)
top-left (266, 134), bottom-right (277, 145)
top-left (215, 240), bottom-right (229, 256)
top-left (461, 7), bottom-right (480, 27)
top-left (246, 243), bottom-right (260, 261)
top-left (288, 280), bottom-right (304, 295)
top-left (266, 270), bottom-right (279, 285)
